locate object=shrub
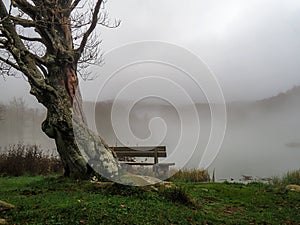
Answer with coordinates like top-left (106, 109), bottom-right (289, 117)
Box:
top-left (0, 144), bottom-right (63, 176)
top-left (168, 169), bottom-right (210, 182)
top-left (271, 169), bottom-right (300, 187)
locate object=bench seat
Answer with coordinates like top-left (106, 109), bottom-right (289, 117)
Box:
top-left (110, 146), bottom-right (175, 175)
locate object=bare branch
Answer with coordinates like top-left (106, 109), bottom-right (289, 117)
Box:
top-left (12, 0), bottom-right (37, 20)
top-left (99, 19), bottom-right (121, 29)
top-left (70, 0), bottom-right (82, 13)
top-left (98, 11), bottom-right (121, 29)
top-left (0, 1), bottom-right (26, 51)
top-left (1, 0), bottom-right (120, 87)
top-left (19, 34), bottom-right (43, 43)
top-left (75, 0), bottom-right (103, 60)
top-left (10, 16), bottom-right (35, 28)
top-left (0, 0), bottom-right (49, 91)
top-left (0, 15), bottom-right (7, 23)
top-left (0, 59), bottom-right (20, 77)
top-left (0, 54), bottom-right (20, 71)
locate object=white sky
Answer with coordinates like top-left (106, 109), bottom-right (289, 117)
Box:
top-left (1, 0), bottom-right (300, 107)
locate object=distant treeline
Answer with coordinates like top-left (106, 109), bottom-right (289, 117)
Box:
top-left (0, 98), bottom-right (55, 150)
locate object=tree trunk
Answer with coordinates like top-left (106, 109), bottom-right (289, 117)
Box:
top-left (40, 63), bottom-right (119, 180)
top-left (0, 0), bottom-right (119, 180)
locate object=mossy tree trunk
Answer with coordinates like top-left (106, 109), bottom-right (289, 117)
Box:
top-left (0, 0), bottom-right (119, 179)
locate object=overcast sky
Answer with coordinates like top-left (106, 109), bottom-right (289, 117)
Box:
top-left (1, 0), bottom-right (300, 107)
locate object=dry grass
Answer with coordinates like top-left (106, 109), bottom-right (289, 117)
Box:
top-left (272, 169), bottom-right (300, 187)
top-left (168, 168), bottom-right (210, 182)
top-left (0, 144), bottom-right (63, 176)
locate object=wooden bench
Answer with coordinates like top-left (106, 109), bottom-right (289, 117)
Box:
top-left (110, 146), bottom-right (175, 175)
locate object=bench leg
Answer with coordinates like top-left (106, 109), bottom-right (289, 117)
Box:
top-left (153, 164), bottom-right (158, 176)
top-left (153, 165), bottom-right (170, 178)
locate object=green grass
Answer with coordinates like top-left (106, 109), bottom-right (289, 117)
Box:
top-left (1, 176), bottom-right (300, 225)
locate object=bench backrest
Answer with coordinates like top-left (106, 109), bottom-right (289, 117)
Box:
top-left (110, 146), bottom-right (166, 164)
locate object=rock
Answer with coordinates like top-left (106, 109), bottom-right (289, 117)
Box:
top-left (119, 174), bottom-right (163, 186)
top-left (117, 173), bottom-right (176, 190)
top-left (285, 184), bottom-right (300, 192)
top-left (0, 200), bottom-right (14, 212)
top-left (91, 174), bottom-right (176, 192)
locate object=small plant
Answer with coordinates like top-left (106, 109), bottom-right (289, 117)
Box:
top-left (271, 169), bottom-right (300, 187)
top-left (168, 169), bottom-right (209, 182)
top-left (158, 186), bottom-right (196, 206)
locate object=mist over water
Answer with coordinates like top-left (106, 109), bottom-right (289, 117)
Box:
top-left (1, 86), bottom-right (300, 180)
top-left (86, 86), bottom-right (300, 179)
top-left (214, 87), bottom-right (300, 179)
top-left (0, 99), bottom-right (55, 152)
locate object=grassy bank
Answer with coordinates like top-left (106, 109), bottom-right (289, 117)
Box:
top-left (0, 176), bottom-right (299, 224)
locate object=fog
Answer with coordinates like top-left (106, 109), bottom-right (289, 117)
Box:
top-left (211, 87), bottom-right (300, 179)
top-left (89, 86), bottom-right (300, 179)
top-left (1, 86), bottom-right (299, 180)
top-left (0, 98), bottom-right (55, 151)
top-left (1, 0), bottom-right (300, 104)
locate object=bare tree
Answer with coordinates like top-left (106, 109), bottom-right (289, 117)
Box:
top-left (0, 0), bottom-right (120, 179)
top-left (9, 97), bottom-right (26, 142)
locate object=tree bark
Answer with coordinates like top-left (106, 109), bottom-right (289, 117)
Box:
top-left (41, 63), bottom-right (119, 179)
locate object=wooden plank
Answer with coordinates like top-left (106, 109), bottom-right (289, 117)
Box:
top-left (111, 146), bottom-right (167, 158)
top-left (119, 162), bottom-right (175, 166)
top-left (157, 162), bottom-right (175, 166)
top-left (114, 151), bottom-right (166, 158)
top-left (119, 162), bottom-right (154, 166)
top-left (110, 146), bottom-right (166, 152)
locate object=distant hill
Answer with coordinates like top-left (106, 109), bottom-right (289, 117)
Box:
top-left (254, 85), bottom-right (300, 112)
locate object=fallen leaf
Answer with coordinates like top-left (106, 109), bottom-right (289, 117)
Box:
top-left (187, 217), bottom-right (193, 221)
